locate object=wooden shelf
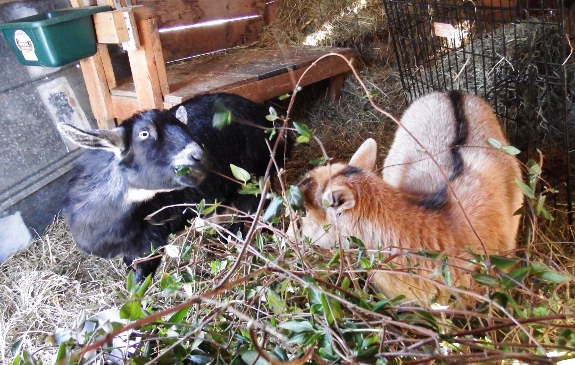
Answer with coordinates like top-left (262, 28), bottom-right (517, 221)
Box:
top-left (109, 45), bottom-right (354, 116)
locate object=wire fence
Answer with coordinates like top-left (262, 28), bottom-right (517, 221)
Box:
top-left (384, 0), bottom-right (575, 222)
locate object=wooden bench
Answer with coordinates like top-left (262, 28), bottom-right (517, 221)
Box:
top-left (71, 0), bottom-right (355, 129)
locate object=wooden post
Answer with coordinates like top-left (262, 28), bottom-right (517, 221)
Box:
top-left (71, 0), bottom-right (117, 128)
top-left (328, 74), bottom-right (345, 103)
top-left (127, 17), bottom-right (164, 110)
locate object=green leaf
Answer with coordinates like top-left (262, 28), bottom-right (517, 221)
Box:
top-left (262, 195), bottom-right (283, 222)
top-left (168, 307), bottom-right (190, 323)
top-left (126, 270), bottom-right (136, 294)
top-left (241, 350), bottom-right (274, 365)
top-left (278, 93), bottom-right (291, 100)
top-left (539, 207), bottom-right (554, 221)
top-left (487, 137), bottom-right (503, 149)
top-left (307, 286), bottom-right (321, 306)
top-left (187, 355), bottom-right (214, 365)
top-left (501, 145), bottom-right (521, 155)
top-left (279, 320), bottom-right (316, 333)
top-left (266, 114), bottom-right (279, 121)
top-left (501, 267), bottom-right (530, 289)
top-left (293, 122), bottom-right (312, 138)
top-left (528, 163), bottom-right (542, 176)
top-left (536, 195), bottom-right (545, 215)
top-left (530, 262), bottom-right (571, 283)
top-left (515, 178), bottom-right (535, 199)
top-left (489, 255), bottom-right (520, 270)
top-left (272, 347), bottom-right (288, 362)
top-left (296, 135), bottom-right (310, 144)
top-left (372, 300), bottom-right (392, 311)
top-left (318, 347), bottom-right (340, 361)
top-left (265, 128), bottom-right (277, 140)
top-left (414, 310), bottom-right (439, 331)
top-left (239, 184), bottom-right (262, 195)
top-left (120, 299), bottom-right (145, 320)
top-left (175, 166), bottom-right (194, 176)
top-left (287, 185), bottom-right (304, 209)
top-left (200, 200), bottom-right (220, 216)
top-left (135, 274), bottom-right (152, 297)
top-left (160, 272), bottom-right (175, 290)
top-left (320, 293), bottom-right (334, 324)
top-left (266, 289), bottom-right (286, 315)
top-left (230, 164), bottom-right (251, 183)
top-left (327, 251), bottom-right (340, 266)
top-left (11, 338), bottom-right (22, 357)
top-left (349, 236), bottom-right (366, 250)
top-left (472, 273), bottom-right (499, 287)
top-left (212, 102), bottom-right (232, 129)
top-left (55, 342), bottom-right (68, 363)
top-left (359, 257), bottom-right (371, 269)
top-left (310, 157), bottom-right (326, 165)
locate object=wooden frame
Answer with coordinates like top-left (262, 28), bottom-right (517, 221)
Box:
top-left (72, 0), bottom-right (355, 126)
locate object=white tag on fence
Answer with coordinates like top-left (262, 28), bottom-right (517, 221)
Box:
top-left (434, 22), bottom-right (456, 38)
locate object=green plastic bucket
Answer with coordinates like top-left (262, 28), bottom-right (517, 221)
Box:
top-left (0, 6), bottom-right (111, 67)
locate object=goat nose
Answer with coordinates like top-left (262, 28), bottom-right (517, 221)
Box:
top-left (189, 142), bottom-right (205, 161)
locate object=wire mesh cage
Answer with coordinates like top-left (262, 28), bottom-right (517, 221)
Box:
top-left (383, 0), bottom-right (575, 221)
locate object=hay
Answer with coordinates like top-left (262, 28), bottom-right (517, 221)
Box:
top-left (0, 219), bottom-right (126, 364)
top-left (259, 0), bottom-right (390, 64)
top-left (3, 61), bottom-right (575, 362)
top-left (283, 64), bottom-right (405, 183)
top-left (0, 61), bottom-right (405, 364)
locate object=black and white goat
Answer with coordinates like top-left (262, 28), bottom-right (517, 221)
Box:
top-left (59, 93), bottom-right (288, 281)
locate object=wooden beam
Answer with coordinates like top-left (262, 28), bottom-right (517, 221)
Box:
top-left (79, 47), bottom-right (116, 128)
top-left (99, 44), bottom-right (118, 90)
top-left (328, 74), bottom-right (345, 103)
top-left (160, 17), bottom-right (263, 62)
top-left (225, 55), bottom-right (352, 102)
top-left (71, 0), bottom-right (116, 128)
top-left (94, 10), bottom-right (130, 43)
top-left (111, 95), bottom-right (140, 122)
top-left (264, 0), bottom-right (280, 25)
top-left (136, 0), bottom-right (265, 28)
top-left (127, 17), bottom-right (164, 110)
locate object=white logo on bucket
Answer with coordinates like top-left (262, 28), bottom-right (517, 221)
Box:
top-left (14, 30), bottom-right (38, 61)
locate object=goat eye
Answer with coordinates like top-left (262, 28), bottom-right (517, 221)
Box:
top-left (138, 131), bottom-right (150, 140)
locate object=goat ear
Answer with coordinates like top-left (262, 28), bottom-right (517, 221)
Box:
top-left (349, 138), bottom-right (377, 171)
top-left (57, 123), bottom-right (125, 153)
top-left (174, 106), bottom-right (188, 123)
top-left (323, 184), bottom-right (356, 212)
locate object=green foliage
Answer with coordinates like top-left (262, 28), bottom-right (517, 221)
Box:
top-left (212, 101), bottom-right (233, 129)
top-left (293, 122), bottom-right (312, 144)
top-left (20, 140), bottom-right (575, 365)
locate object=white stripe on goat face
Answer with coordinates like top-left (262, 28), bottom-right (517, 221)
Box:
top-left (171, 141), bottom-right (205, 167)
top-left (125, 187), bottom-right (176, 203)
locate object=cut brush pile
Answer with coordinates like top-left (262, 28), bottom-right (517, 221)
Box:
top-left (2, 0), bottom-right (575, 363)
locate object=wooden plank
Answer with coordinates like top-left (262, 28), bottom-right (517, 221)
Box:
top-left (328, 74), bottom-right (345, 102)
top-left (94, 11), bottom-right (130, 43)
top-left (115, 46), bottom-right (353, 103)
top-left (135, 0), bottom-right (265, 28)
top-left (127, 17), bottom-right (164, 110)
top-left (150, 16), bottom-right (170, 96)
top-left (111, 94), bottom-right (141, 121)
top-left (160, 17), bottom-right (263, 62)
top-left (98, 44), bottom-right (118, 90)
top-left (264, 0), bottom-right (280, 25)
top-left (79, 53), bottom-right (116, 128)
top-left (225, 54), bottom-right (353, 102)
top-left (72, 0), bottom-right (117, 128)
top-left (163, 71), bottom-right (256, 104)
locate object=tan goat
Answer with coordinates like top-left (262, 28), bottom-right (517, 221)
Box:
top-left (290, 91), bottom-right (523, 304)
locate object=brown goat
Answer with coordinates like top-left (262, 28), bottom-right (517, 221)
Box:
top-left (290, 91), bottom-right (523, 304)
